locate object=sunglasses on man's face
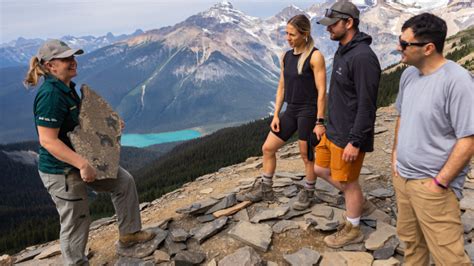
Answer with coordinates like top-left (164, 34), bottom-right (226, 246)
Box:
top-left (324, 8), bottom-right (351, 19)
top-left (398, 36), bottom-right (430, 50)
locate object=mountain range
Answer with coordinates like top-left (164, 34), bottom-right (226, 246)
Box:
top-left (0, 0), bottom-right (473, 143)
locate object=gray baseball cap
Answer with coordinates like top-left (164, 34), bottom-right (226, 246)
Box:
top-left (318, 1), bottom-right (360, 26)
top-left (36, 39), bottom-right (84, 62)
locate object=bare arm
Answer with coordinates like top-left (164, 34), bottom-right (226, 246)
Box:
top-left (270, 53), bottom-right (286, 132)
top-left (391, 117), bottom-right (400, 176)
top-left (436, 135), bottom-right (474, 186)
top-left (38, 126), bottom-right (96, 182)
top-left (310, 50), bottom-right (327, 139)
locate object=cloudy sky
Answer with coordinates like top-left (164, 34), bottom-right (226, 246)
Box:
top-left (1, 0), bottom-right (324, 43)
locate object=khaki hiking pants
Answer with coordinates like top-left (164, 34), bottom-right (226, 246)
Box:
top-left (39, 167), bottom-right (142, 266)
top-left (393, 174), bottom-right (471, 266)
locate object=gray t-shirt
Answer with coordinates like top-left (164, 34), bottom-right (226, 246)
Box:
top-left (395, 60), bottom-right (474, 199)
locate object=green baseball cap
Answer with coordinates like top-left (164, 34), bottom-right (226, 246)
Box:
top-left (36, 39), bottom-right (84, 62)
top-left (318, 1), bottom-right (360, 26)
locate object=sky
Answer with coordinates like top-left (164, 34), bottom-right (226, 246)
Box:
top-left (0, 0), bottom-right (324, 43)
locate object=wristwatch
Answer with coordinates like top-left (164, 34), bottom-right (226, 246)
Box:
top-left (350, 140), bottom-right (361, 148)
top-left (316, 118), bottom-right (325, 125)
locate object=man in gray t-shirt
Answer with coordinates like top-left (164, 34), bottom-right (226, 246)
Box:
top-left (392, 13), bottom-right (473, 265)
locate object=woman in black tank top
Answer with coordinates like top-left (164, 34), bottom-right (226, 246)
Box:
top-left (242, 15), bottom-right (327, 209)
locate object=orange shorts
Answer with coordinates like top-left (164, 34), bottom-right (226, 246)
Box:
top-left (315, 134), bottom-right (365, 182)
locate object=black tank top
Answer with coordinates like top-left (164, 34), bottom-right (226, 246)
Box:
top-left (283, 47), bottom-right (318, 105)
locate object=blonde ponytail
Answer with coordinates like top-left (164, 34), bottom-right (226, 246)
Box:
top-left (297, 36), bottom-right (315, 75)
top-left (24, 56), bottom-right (47, 87)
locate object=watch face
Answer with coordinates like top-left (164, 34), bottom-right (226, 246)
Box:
top-left (351, 141), bottom-right (360, 148)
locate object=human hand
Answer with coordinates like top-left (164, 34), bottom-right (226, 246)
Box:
top-left (342, 142), bottom-right (359, 162)
top-left (271, 116), bottom-right (280, 132)
top-left (313, 125), bottom-right (325, 140)
top-left (424, 179), bottom-right (445, 194)
top-left (391, 150), bottom-right (399, 177)
top-left (80, 162), bottom-right (96, 182)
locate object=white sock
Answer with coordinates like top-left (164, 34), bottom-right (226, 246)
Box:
top-left (262, 174), bottom-right (273, 185)
top-left (346, 216), bottom-right (360, 227)
top-left (304, 178), bottom-right (316, 191)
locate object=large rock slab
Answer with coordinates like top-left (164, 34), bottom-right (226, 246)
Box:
top-left (190, 216), bottom-right (228, 244)
top-left (14, 245), bottom-right (48, 263)
top-left (228, 221), bottom-right (273, 252)
top-left (205, 193), bottom-right (237, 214)
top-left (250, 206), bottom-right (289, 223)
top-left (116, 228), bottom-right (167, 258)
top-left (174, 251), bottom-right (206, 265)
top-left (373, 235), bottom-right (399, 260)
top-left (283, 247), bottom-right (321, 266)
top-left (281, 208), bottom-right (312, 220)
top-left (311, 204), bottom-right (334, 220)
top-left (68, 85), bottom-right (122, 180)
top-left (362, 209), bottom-right (391, 223)
top-left (153, 250), bottom-right (170, 263)
top-left (272, 220), bottom-right (300, 233)
top-left (304, 213), bottom-right (339, 231)
top-left (164, 236), bottom-right (186, 255)
top-left (365, 222), bottom-right (397, 250)
top-left (35, 244), bottom-right (61, 260)
top-left (169, 228), bottom-right (190, 242)
top-left (369, 188), bottom-right (394, 198)
top-left (176, 198), bottom-right (219, 215)
top-left (218, 246), bottom-right (263, 266)
top-left (320, 251), bottom-right (374, 266)
top-left (115, 256), bottom-right (154, 266)
top-left (372, 257), bottom-right (401, 266)
top-left (460, 194), bottom-right (474, 211)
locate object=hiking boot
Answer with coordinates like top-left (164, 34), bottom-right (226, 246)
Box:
top-left (291, 189), bottom-right (314, 210)
top-left (361, 198), bottom-right (376, 217)
top-left (323, 220), bottom-right (364, 248)
top-left (119, 230), bottom-right (156, 247)
top-left (242, 179), bottom-right (275, 203)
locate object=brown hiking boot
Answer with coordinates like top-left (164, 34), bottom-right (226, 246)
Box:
top-left (119, 230), bottom-right (156, 247)
top-left (362, 198), bottom-right (376, 217)
top-left (324, 220), bottom-right (364, 248)
top-left (291, 189), bottom-right (314, 210)
top-left (242, 179), bottom-right (275, 202)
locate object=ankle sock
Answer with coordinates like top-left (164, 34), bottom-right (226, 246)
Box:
top-left (304, 178), bottom-right (316, 191)
top-left (346, 216), bottom-right (361, 227)
top-left (262, 174), bottom-right (273, 185)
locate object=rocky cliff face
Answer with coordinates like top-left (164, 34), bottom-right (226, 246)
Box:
top-left (5, 106), bottom-right (474, 265)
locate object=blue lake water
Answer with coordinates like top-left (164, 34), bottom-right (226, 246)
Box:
top-left (121, 129), bottom-right (201, 148)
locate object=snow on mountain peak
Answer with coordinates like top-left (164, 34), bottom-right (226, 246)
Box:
top-left (386, 0), bottom-right (450, 11)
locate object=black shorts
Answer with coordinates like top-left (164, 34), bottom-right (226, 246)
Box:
top-left (271, 104), bottom-right (316, 142)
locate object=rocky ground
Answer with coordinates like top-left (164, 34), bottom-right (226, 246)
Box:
top-left (3, 105), bottom-right (474, 266)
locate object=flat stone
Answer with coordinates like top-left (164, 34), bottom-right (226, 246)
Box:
top-left (462, 210), bottom-right (474, 233)
top-left (35, 244), bottom-right (61, 260)
top-left (213, 201), bottom-right (252, 218)
top-left (272, 220), bottom-right (300, 233)
top-left (279, 151), bottom-right (300, 159)
top-left (365, 174), bottom-right (381, 181)
top-left (170, 228), bottom-right (190, 242)
top-left (153, 250), bottom-right (170, 263)
top-left (363, 209), bottom-right (391, 223)
top-left (68, 85), bottom-right (121, 180)
top-left (250, 206), bottom-right (289, 223)
top-left (190, 216), bottom-right (228, 244)
top-left (360, 167), bottom-right (373, 175)
top-left (373, 235), bottom-right (399, 260)
top-left (239, 161), bottom-right (263, 171)
top-left (281, 208), bottom-right (312, 220)
top-left (365, 222), bottom-right (397, 250)
top-left (311, 204), bottom-right (334, 220)
top-left (343, 243), bottom-right (367, 252)
top-left (233, 208), bottom-right (250, 222)
top-left (145, 218), bottom-right (172, 230)
top-left (266, 261), bottom-right (278, 266)
top-left (207, 258), bottom-right (217, 266)
top-left (176, 198), bottom-right (219, 215)
top-left (315, 179), bottom-right (339, 195)
top-left (228, 221), bottom-right (273, 252)
top-left (197, 214), bottom-right (215, 223)
top-left (218, 246), bottom-right (263, 266)
top-left (278, 197), bottom-right (291, 203)
top-left (200, 188), bottom-right (214, 194)
top-left (316, 192), bottom-right (344, 205)
top-left (90, 216), bottom-right (116, 230)
top-left (275, 172), bottom-right (298, 179)
top-left (116, 228), bottom-right (167, 258)
top-left (465, 243), bottom-right (474, 263)
top-left (205, 193), bottom-right (237, 214)
top-left (284, 185), bottom-right (299, 197)
top-left (174, 251), bottom-right (206, 265)
top-left (115, 256), bottom-right (154, 266)
top-left (460, 195), bottom-right (474, 211)
top-left (14, 245), bottom-right (48, 263)
top-left (369, 188), bottom-right (394, 198)
top-left (372, 257), bottom-right (401, 266)
top-left (338, 251), bottom-right (374, 265)
top-left (374, 127), bottom-right (388, 134)
top-left (319, 252), bottom-right (346, 266)
top-left (283, 247), bottom-right (321, 266)
top-left (164, 236), bottom-right (186, 256)
top-left (304, 213), bottom-right (339, 231)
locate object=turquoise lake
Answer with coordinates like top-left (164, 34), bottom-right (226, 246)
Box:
top-left (121, 130), bottom-right (201, 148)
